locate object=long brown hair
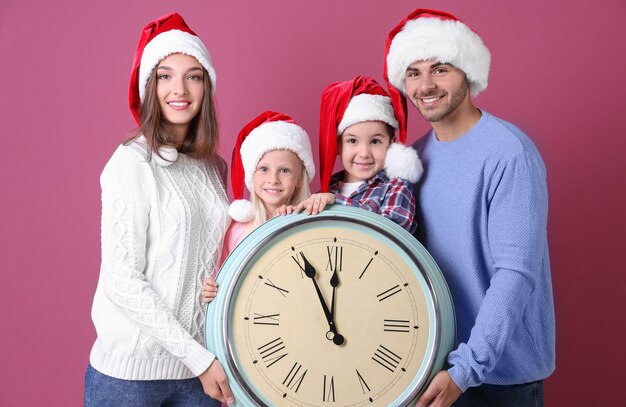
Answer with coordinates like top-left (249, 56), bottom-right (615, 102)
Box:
top-left (125, 66), bottom-right (219, 161)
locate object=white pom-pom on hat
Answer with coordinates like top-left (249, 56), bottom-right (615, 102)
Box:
top-left (384, 143), bottom-right (423, 183)
top-left (228, 199), bottom-right (254, 223)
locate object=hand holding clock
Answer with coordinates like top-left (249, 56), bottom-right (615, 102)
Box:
top-left (414, 371), bottom-right (461, 407)
top-left (199, 359), bottom-right (235, 405)
top-left (299, 252), bottom-right (345, 345)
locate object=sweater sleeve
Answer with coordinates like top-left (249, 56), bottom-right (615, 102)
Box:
top-left (447, 151), bottom-right (548, 391)
top-left (99, 148), bottom-right (215, 376)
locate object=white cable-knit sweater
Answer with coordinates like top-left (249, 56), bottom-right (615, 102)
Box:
top-left (89, 137), bottom-right (230, 380)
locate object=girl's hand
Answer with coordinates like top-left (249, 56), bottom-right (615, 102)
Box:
top-left (201, 277), bottom-right (218, 304)
top-left (295, 193), bottom-right (336, 215)
top-left (276, 204), bottom-right (297, 216)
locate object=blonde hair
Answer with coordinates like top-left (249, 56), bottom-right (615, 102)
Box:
top-left (248, 157), bottom-right (310, 228)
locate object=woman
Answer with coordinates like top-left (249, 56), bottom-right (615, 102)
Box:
top-left (85, 13), bottom-right (234, 406)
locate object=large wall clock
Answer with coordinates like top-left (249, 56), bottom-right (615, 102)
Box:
top-left (206, 206), bottom-right (455, 406)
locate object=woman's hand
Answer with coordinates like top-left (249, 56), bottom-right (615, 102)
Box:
top-left (201, 277), bottom-right (218, 304)
top-left (199, 359), bottom-right (235, 405)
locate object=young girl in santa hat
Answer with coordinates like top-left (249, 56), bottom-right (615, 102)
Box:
top-left (293, 75), bottom-right (422, 233)
top-left (201, 110), bottom-right (314, 304)
top-left (85, 13), bottom-right (234, 406)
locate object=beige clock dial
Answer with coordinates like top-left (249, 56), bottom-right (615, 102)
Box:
top-left (230, 226), bottom-right (430, 406)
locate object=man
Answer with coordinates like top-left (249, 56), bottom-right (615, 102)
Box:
top-left (384, 9), bottom-right (556, 407)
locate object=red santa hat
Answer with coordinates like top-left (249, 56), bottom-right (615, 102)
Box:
top-left (229, 111), bottom-right (315, 222)
top-left (129, 12), bottom-right (217, 125)
top-left (383, 8), bottom-right (491, 141)
top-left (319, 75), bottom-right (423, 192)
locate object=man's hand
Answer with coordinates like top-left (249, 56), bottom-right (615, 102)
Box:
top-left (199, 359), bottom-right (235, 405)
top-left (415, 371), bottom-right (461, 407)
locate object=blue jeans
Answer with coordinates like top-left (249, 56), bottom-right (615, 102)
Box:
top-left (453, 380), bottom-right (544, 407)
top-left (85, 364), bottom-right (222, 407)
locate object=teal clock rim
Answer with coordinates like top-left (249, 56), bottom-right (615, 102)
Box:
top-left (206, 206), bottom-right (456, 406)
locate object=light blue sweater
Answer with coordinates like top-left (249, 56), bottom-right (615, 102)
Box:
top-left (413, 111), bottom-right (555, 392)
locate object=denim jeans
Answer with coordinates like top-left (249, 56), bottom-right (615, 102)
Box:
top-left (85, 364), bottom-right (222, 407)
top-left (453, 380), bottom-right (544, 407)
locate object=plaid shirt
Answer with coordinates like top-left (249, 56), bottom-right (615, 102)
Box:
top-left (330, 170), bottom-right (417, 233)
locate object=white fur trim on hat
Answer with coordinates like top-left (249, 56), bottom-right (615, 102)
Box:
top-left (239, 121), bottom-right (315, 190)
top-left (139, 29), bottom-right (217, 102)
top-left (338, 94), bottom-right (399, 135)
top-left (386, 17), bottom-right (491, 98)
top-left (229, 199), bottom-right (254, 223)
top-left (384, 143), bottom-right (423, 183)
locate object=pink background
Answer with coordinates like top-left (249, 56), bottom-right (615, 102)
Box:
top-left (1, 0), bottom-right (625, 405)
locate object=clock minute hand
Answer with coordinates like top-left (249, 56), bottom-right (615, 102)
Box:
top-left (300, 252), bottom-right (333, 324)
top-left (300, 252), bottom-right (345, 345)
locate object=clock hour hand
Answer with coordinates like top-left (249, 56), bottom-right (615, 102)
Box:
top-left (300, 252), bottom-right (345, 345)
top-left (329, 269), bottom-right (339, 324)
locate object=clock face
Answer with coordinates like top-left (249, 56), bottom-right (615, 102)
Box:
top-left (207, 207), bottom-right (455, 407)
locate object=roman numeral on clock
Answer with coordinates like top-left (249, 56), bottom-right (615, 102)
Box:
top-left (355, 369), bottom-right (371, 394)
top-left (291, 251), bottom-right (307, 278)
top-left (283, 362), bottom-right (308, 393)
top-left (377, 285), bottom-right (402, 301)
top-left (359, 257), bottom-right (373, 279)
top-left (264, 279), bottom-right (289, 297)
top-left (372, 344), bottom-right (402, 372)
top-left (257, 337), bottom-right (288, 368)
top-left (323, 375), bottom-right (335, 402)
top-left (326, 245), bottom-right (343, 272)
top-left (383, 319), bottom-right (410, 333)
top-left (253, 313), bottom-right (280, 326)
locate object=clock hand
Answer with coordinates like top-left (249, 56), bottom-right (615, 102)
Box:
top-left (300, 252), bottom-right (345, 345)
top-left (329, 269), bottom-right (339, 324)
top-left (300, 253), bottom-right (334, 326)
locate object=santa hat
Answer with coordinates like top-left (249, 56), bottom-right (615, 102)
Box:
top-left (229, 111), bottom-right (315, 222)
top-left (384, 8), bottom-right (491, 141)
top-left (129, 12), bottom-right (217, 125)
top-left (319, 75), bottom-right (422, 192)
